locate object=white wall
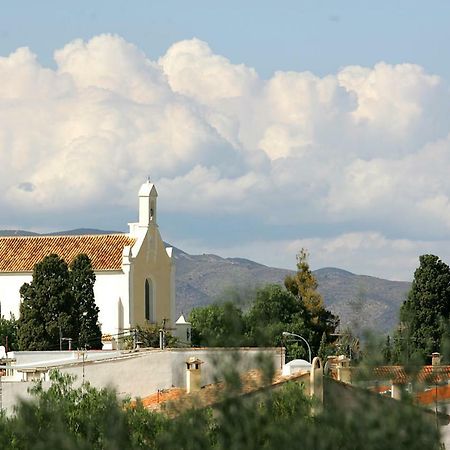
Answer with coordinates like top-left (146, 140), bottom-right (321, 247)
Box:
top-left (94, 272), bottom-right (128, 336)
top-left (0, 271), bottom-right (126, 336)
top-left (0, 273), bottom-right (31, 318)
top-left (0, 348), bottom-right (283, 414)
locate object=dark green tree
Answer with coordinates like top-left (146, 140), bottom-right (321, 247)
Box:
top-left (382, 335), bottom-right (392, 364)
top-left (0, 314), bottom-right (18, 351)
top-left (18, 254), bottom-right (75, 350)
top-left (245, 284), bottom-right (308, 352)
top-left (318, 331), bottom-right (328, 361)
top-left (70, 254), bottom-right (102, 349)
top-left (396, 254), bottom-right (450, 361)
top-left (189, 302), bottom-right (246, 347)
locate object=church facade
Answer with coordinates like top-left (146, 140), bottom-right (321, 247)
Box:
top-left (0, 181), bottom-right (175, 337)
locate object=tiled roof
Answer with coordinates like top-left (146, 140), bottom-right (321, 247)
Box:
top-left (372, 365), bottom-right (450, 384)
top-left (141, 369), bottom-right (309, 413)
top-left (0, 234), bottom-right (136, 272)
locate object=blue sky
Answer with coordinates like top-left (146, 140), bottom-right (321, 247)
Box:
top-left (2, 1), bottom-right (450, 279)
top-left (3, 1), bottom-right (450, 80)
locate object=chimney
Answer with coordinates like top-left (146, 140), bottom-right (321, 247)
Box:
top-left (186, 357), bottom-right (203, 394)
top-left (432, 352), bottom-right (440, 369)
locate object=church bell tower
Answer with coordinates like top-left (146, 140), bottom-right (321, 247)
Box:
top-left (138, 179), bottom-right (158, 227)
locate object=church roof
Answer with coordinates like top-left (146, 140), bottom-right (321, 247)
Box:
top-left (0, 234), bottom-right (136, 273)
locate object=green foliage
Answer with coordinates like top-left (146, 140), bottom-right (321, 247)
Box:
top-left (17, 254), bottom-right (102, 351)
top-left (0, 314), bottom-right (18, 350)
top-left (244, 284), bottom-right (308, 359)
top-left (0, 370), bottom-right (167, 449)
top-left (0, 362), bottom-right (442, 450)
top-left (188, 250), bottom-right (339, 359)
top-left (382, 335), bottom-right (392, 364)
top-left (18, 254), bottom-right (75, 350)
top-left (395, 254), bottom-right (450, 362)
top-left (285, 248), bottom-right (324, 313)
top-left (190, 302), bottom-right (246, 347)
top-left (70, 254), bottom-right (102, 349)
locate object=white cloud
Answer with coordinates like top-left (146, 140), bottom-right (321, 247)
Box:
top-left (2, 35), bottom-right (450, 278)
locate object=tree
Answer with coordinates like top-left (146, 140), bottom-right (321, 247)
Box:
top-left (318, 332), bottom-right (329, 361)
top-left (284, 249), bottom-right (339, 353)
top-left (382, 335), bottom-right (392, 364)
top-left (17, 253), bottom-right (103, 351)
top-left (245, 284), bottom-right (309, 351)
top-left (395, 254), bottom-right (450, 361)
top-left (284, 248), bottom-right (324, 315)
top-left (190, 302), bottom-right (246, 347)
top-left (70, 254), bottom-right (102, 349)
top-left (0, 314), bottom-right (18, 351)
top-left (18, 254), bottom-right (75, 350)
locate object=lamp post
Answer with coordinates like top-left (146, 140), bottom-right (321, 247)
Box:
top-left (282, 331), bottom-right (312, 363)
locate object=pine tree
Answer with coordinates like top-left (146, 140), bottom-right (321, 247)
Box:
top-left (18, 254), bottom-right (75, 350)
top-left (284, 249), bottom-right (339, 352)
top-left (70, 254), bottom-right (102, 349)
top-left (284, 248), bottom-right (324, 315)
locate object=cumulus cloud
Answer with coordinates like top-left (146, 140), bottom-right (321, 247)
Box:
top-left (2, 34), bottom-right (450, 279)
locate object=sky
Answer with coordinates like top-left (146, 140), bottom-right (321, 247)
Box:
top-left (2, 1), bottom-right (450, 280)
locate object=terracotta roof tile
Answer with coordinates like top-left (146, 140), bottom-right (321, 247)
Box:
top-left (372, 365), bottom-right (450, 384)
top-left (0, 234), bottom-right (136, 272)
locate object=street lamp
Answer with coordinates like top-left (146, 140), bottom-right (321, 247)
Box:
top-left (282, 331), bottom-right (312, 363)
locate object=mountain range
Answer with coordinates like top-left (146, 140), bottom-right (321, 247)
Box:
top-left (1, 229), bottom-right (411, 332)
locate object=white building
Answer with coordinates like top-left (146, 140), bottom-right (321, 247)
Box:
top-left (0, 181), bottom-right (175, 336)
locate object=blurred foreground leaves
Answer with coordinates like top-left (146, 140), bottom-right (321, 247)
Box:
top-left (0, 360), bottom-right (442, 450)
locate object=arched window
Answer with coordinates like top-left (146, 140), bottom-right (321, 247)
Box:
top-left (145, 279), bottom-right (154, 322)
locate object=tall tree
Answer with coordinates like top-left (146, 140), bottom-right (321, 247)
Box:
top-left (284, 248), bottom-right (324, 315)
top-left (18, 254), bottom-right (75, 350)
top-left (396, 254), bottom-right (450, 361)
top-left (284, 249), bottom-right (339, 352)
top-left (70, 254), bottom-right (102, 349)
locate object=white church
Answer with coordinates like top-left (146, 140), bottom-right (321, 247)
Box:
top-left (0, 181), bottom-right (175, 338)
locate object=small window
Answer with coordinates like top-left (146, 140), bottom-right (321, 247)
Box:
top-left (145, 279), bottom-right (154, 322)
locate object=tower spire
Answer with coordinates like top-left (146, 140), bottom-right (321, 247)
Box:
top-left (138, 179), bottom-right (158, 226)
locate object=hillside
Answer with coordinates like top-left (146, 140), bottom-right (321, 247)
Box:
top-left (173, 248), bottom-right (411, 333)
top-left (1, 229), bottom-right (411, 332)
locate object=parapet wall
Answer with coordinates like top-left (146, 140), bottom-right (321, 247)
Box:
top-left (0, 347), bottom-right (283, 414)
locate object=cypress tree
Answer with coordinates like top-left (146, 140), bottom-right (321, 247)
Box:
top-left (18, 254), bottom-right (75, 350)
top-left (396, 254), bottom-right (450, 361)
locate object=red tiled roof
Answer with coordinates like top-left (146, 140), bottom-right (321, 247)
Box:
top-left (140, 370), bottom-right (309, 413)
top-left (372, 366), bottom-right (450, 384)
top-left (416, 384), bottom-right (450, 405)
top-left (0, 234), bottom-right (136, 272)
